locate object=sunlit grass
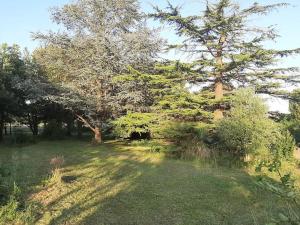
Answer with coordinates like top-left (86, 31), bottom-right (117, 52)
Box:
top-left (0, 140), bottom-right (299, 225)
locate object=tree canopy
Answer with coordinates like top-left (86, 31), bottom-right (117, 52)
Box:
top-left (33, 0), bottom-right (163, 143)
top-left (150, 0), bottom-right (300, 119)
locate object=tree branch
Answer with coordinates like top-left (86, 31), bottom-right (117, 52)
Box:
top-left (75, 114), bottom-right (95, 132)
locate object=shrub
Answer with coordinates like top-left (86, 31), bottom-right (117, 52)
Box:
top-left (158, 122), bottom-right (195, 141)
top-left (217, 88), bottom-right (277, 158)
top-left (149, 142), bottom-right (166, 153)
top-left (283, 89), bottom-right (300, 144)
top-left (113, 113), bottom-right (159, 139)
top-left (156, 121), bottom-right (212, 142)
top-left (175, 136), bottom-right (213, 160)
top-left (0, 190), bottom-right (37, 225)
top-left (256, 130), bottom-right (296, 186)
top-left (42, 119), bottom-right (66, 140)
top-left (282, 119), bottom-right (300, 146)
top-left (0, 166), bottom-right (36, 225)
top-left (271, 130), bottom-right (295, 160)
top-left (50, 156), bottom-right (65, 170)
top-left (49, 156), bottom-right (65, 184)
top-left (0, 165), bottom-right (20, 207)
top-left (8, 129), bottom-right (36, 145)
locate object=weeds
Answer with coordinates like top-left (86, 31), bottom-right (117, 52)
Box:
top-left (49, 156), bottom-right (65, 184)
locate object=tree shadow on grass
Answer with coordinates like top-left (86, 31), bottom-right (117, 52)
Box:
top-left (36, 142), bottom-right (299, 225)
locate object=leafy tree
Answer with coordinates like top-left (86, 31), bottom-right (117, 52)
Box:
top-left (0, 44), bottom-right (24, 141)
top-left (281, 89), bottom-right (300, 143)
top-left (151, 0), bottom-right (300, 120)
top-left (34, 0), bottom-right (162, 143)
top-left (217, 88), bottom-right (278, 158)
top-left (0, 43), bottom-right (61, 138)
top-left (14, 50), bottom-right (45, 135)
top-left (0, 85), bottom-right (16, 141)
top-left (289, 89), bottom-right (300, 121)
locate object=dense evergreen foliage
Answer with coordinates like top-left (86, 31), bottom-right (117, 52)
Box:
top-left (150, 0), bottom-right (300, 119)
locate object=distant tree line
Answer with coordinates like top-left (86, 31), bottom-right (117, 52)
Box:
top-left (1, 0), bottom-right (300, 144)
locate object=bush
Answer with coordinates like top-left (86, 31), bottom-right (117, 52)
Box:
top-left (217, 88), bottom-right (277, 158)
top-left (158, 122), bottom-right (195, 140)
top-left (48, 156), bottom-right (65, 184)
top-left (42, 119), bottom-right (66, 140)
top-left (271, 130), bottom-right (295, 160)
top-left (283, 89), bottom-right (300, 144)
top-left (0, 177), bottom-right (10, 206)
top-left (113, 113), bottom-right (159, 139)
top-left (282, 119), bottom-right (300, 144)
top-left (148, 142), bottom-right (167, 153)
top-left (8, 129), bottom-right (36, 145)
top-left (0, 166), bottom-right (36, 225)
top-left (0, 165), bottom-right (20, 207)
top-left (174, 136), bottom-right (213, 160)
top-left (256, 130), bottom-right (296, 182)
top-left (156, 121), bottom-right (212, 142)
top-left (0, 192), bottom-right (37, 225)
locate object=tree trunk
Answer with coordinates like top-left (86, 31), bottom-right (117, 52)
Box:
top-left (214, 34), bottom-right (226, 120)
top-left (66, 120), bottom-right (73, 136)
top-left (29, 114), bottom-right (39, 136)
top-left (94, 127), bottom-right (102, 144)
top-left (77, 120), bottom-right (83, 138)
top-left (214, 79), bottom-right (224, 120)
top-left (9, 123), bottom-right (12, 135)
top-left (4, 123), bottom-right (7, 135)
top-left (32, 122), bottom-right (39, 136)
top-left (75, 114), bottom-right (102, 144)
top-left (0, 113), bottom-right (3, 141)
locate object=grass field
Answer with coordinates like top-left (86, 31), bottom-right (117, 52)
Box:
top-left (0, 140), bottom-right (299, 225)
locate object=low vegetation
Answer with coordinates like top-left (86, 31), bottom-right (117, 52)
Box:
top-left (0, 140), bottom-right (299, 225)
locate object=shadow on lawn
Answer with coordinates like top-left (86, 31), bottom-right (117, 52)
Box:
top-left (33, 141), bottom-right (296, 225)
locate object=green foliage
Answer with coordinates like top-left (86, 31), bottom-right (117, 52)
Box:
top-left (285, 89), bottom-right (300, 144)
top-left (281, 119), bottom-right (300, 144)
top-left (114, 63), bottom-right (213, 122)
top-left (271, 130), bottom-right (295, 160)
top-left (113, 113), bottom-right (158, 139)
top-left (217, 88), bottom-right (276, 157)
top-left (173, 136), bottom-right (213, 161)
top-left (255, 130), bottom-right (296, 189)
top-left (0, 191), bottom-right (36, 225)
top-left (149, 143), bottom-right (165, 153)
top-left (0, 165), bottom-right (36, 225)
top-left (150, 1), bottom-right (300, 120)
top-left (289, 89), bottom-right (300, 120)
top-left (130, 140), bottom-right (170, 153)
top-left (42, 119), bottom-right (66, 140)
top-left (257, 177), bottom-right (300, 225)
top-left (157, 121), bottom-right (211, 142)
top-left (8, 129), bottom-right (36, 145)
top-left (254, 128), bottom-right (299, 225)
top-left (33, 0), bottom-right (162, 141)
top-left (0, 168), bottom-right (10, 205)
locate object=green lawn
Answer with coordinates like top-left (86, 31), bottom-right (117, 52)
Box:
top-left (0, 140), bottom-right (299, 225)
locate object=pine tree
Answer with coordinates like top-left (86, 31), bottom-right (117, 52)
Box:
top-left (151, 0), bottom-right (300, 119)
top-left (114, 63), bottom-right (213, 121)
top-left (112, 62), bottom-right (213, 139)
